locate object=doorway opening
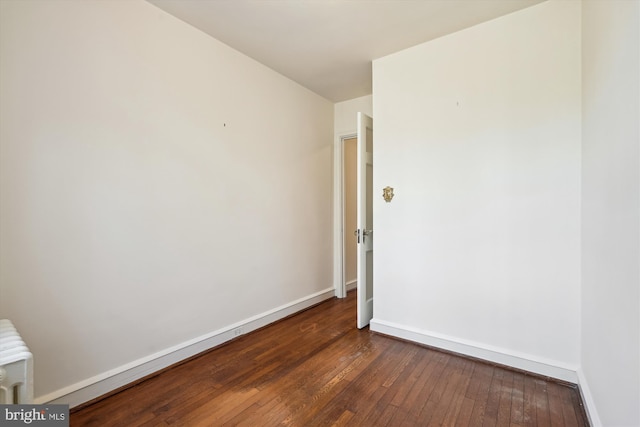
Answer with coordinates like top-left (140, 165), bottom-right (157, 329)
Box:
top-left (333, 112), bottom-right (373, 329)
top-left (343, 137), bottom-right (358, 295)
top-left (334, 133), bottom-right (356, 299)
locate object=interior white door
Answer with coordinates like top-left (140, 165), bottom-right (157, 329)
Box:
top-left (356, 112), bottom-right (373, 329)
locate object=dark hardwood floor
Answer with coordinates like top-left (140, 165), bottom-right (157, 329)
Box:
top-left (71, 292), bottom-right (588, 426)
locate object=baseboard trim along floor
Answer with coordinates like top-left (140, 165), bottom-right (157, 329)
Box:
top-left (369, 318), bottom-right (606, 425)
top-left (369, 318), bottom-right (578, 383)
top-left (37, 287), bottom-right (335, 408)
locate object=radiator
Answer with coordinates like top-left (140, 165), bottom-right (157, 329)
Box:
top-left (0, 319), bottom-right (34, 404)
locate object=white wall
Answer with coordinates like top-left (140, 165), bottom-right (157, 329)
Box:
top-left (0, 0), bottom-right (334, 403)
top-left (334, 95), bottom-right (373, 137)
top-left (581, 1), bottom-right (640, 425)
top-left (372, 0), bottom-right (582, 379)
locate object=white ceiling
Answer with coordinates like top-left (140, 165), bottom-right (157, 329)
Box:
top-left (147, 0), bottom-right (545, 102)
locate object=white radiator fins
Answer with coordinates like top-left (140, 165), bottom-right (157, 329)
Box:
top-left (0, 319), bottom-right (34, 404)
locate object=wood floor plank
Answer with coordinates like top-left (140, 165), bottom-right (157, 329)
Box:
top-left (397, 350), bottom-right (446, 424)
top-left (548, 380), bottom-right (567, 427)
top-left (483, 367), bottom-right (505, 425)
top-left (535, 378), bottom-right (552, 427)
top-left (497, 369), bottom-right (515, 426)
top-left (438, 359), bottom-right (475, 426)
top-left (283, 337), bottom-right (397, 425)
top-left (70, 292), bottom-right (588, 427)
top-left (177, 387), bottom-right (260, 426)
top-left (407, 353), bottom-right (451, 425)
top-left (381, 344), bottom-right (419, 388)
top-left (511, 372), bottom-right (526, 425)
top-left (565, 385), bottom-right (589, 427)
top-left (357, 348), bottom-right (424, 426)
top-left (330, 410), bottom-right (354, 426)
top-left (467, 363), bottom-right (496, 427)
top-left (339, 341), bottom-right (401, 411)
top-left (389, 350), bottom-right (430, 408)
top-left (377, 404), bottom-right (401, 427)
top-left (456, 396), bottom-right (478, 427)
top-left (424, 357), bottom-right (472, 426)
top-left (523, 374), bottom-right (539, 426)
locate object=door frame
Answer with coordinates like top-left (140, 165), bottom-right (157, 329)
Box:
top-left (333, 132), bottom-right (356, 299)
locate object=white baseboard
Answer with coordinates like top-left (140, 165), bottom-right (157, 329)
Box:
top-left (346, 279), bottom-right (357, 292)
top-left (576, 368), bottom-right (602, 427)
top-left (37, 288), bottom-right (335, 408)
top-left (370, 318), bottom-right (578, 384)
